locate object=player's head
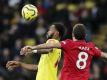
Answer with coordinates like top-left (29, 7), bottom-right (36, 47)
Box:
top-left (72, 24), bottom-right (86, 41)
top-left (47, 23), bottom-right (65, 40)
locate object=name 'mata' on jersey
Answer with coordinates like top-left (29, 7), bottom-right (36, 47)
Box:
top-left (60, 39), bottom-right (101, 80)
top-left (36, 39), bottom-right (61, 80)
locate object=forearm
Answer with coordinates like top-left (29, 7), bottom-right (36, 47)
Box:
top-left (100, 52), bottom-right (107, 62)
top-left (32, 49), bottom-right (52, 54)
top-left (101, 52), bottom-right (107, 59)
top-left (31, 43), bottom-right (61, 50)
top-left (20, 62), bottom-right (37, 71)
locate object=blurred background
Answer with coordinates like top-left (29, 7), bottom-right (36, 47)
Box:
top-left (0, 0), bottom-right (107, 80)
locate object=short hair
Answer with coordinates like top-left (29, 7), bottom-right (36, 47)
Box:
top-left (72, 24), bottom-right (86, 40)
top-left (53, 23), bottom-right (66, 40)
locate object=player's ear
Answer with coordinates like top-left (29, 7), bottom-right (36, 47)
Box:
top-left (57, 31), bottom-right (59, 35)
top-left (53, 31), bottom-right (59, 38)
top-left (54, 31), bottom-right (59, 36)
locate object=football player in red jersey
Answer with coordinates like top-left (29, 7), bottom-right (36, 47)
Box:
top-left (21, 24), bottom-right (107, 80)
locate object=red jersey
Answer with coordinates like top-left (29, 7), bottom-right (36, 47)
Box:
top-left (60, 39), bottom-right (101, 80)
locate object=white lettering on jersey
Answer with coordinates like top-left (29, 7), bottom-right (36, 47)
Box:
top-left (79, 46), bottom-right (89, 51)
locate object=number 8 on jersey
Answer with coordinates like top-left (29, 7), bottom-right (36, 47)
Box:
top-left (76, 52), bottom-right (88, 69)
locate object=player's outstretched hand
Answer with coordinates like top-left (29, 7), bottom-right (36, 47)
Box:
top-left (6, 61), bottom-right (21, 71)
top-left (20, 46), bottom-right (33, 56)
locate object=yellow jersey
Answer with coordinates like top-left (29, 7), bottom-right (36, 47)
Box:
top-left (36, 39), bottom-right (61, 80)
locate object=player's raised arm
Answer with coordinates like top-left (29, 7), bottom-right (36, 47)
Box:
top-left (31, 39), bottom-right (71, 50)
top-left (20, 38), bottom-right (63, 56)
top-left (32, 42), bottom-right (61, 50)
top-left (20, 42), bottom-right (61, 55)
top-left (32, 39), bottom-right (61, 50)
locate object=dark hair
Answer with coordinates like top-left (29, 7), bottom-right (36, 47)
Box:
top-left (53, 23), bottom-right (66, 40)
top-left (73, 24), bottom-right (86, 40)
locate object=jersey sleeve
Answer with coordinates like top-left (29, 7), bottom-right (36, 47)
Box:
top-left (93, 47), bottom-right (101, 57)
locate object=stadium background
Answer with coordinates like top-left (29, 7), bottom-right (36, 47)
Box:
top-left (0, 0), bottom-right (107, 80)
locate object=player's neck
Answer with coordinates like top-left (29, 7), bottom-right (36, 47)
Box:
top-left (73, 37), bottom-right (78, 41)
top-left (73, 37), bottom-right (85, 41)
top-left (73, 39), bottom-right (78, 41)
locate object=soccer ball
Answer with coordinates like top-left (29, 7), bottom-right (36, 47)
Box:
top-left (21, 4), bottom-right (38, 21)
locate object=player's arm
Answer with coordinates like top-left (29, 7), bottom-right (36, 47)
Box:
top-left (100, 52), bottom-right (107, 60)
top-left (20, 49), bottom-right (53, 55)
top-left (20, 40), bottom-right (61, 55)
top-left (20, 62), bottom-right (37, 70)
top-left (31, 42), bottom-right (61, 50)
top-left (6, 61), bottom-right (37, 71)
top-left (99, 52), bottom-right (107, 62)
top-left (93, 47), bottom-right (107, 60)
top-left (32, 49), bottom-right (52, 54)
top-left (29, 39), bottom-right (69, 50)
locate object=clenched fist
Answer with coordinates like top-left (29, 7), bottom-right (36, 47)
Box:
top-left (20, 46), bottom-right (33, 56)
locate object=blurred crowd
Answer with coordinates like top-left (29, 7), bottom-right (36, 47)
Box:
top-left (0, 0), bottom-right (107, 80)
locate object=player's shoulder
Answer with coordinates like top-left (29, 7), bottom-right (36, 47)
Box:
top-left (46, 39), bottom-right (59, 43)
top-left (87, 42), bottom-right (100, 50)
top-left (61, 39), bottom-right (75, 47)
top-left (87, 41), bottom-right (95, 47)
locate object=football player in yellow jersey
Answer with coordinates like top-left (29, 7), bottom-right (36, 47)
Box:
top-left (6, 23), bottom-right (66, 80)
